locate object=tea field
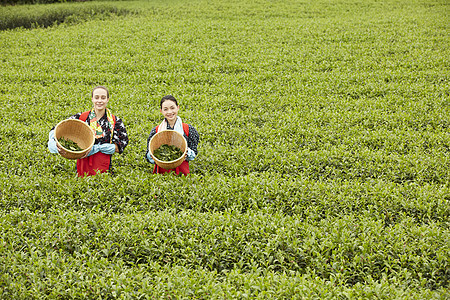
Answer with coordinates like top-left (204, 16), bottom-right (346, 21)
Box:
top-left (0, 0), bottom-right (449, 298)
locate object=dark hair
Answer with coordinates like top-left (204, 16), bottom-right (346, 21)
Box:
top-left (92, 86), bottom-right (109, 98)
top-left (160, 95), bottom-right (178, 108)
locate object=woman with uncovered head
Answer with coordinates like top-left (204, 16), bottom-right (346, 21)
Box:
top-left (145, 95), bottom-right (200, 175)
top-left (47, 86), bottom-right (129, 177)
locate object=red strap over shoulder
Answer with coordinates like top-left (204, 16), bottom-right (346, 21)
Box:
top-left (79, 111), bottom-right (90, 122)
top-left (183, 123), bottom-right (189, 136)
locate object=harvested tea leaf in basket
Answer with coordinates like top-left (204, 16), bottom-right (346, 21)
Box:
top-left (153, 144), bottom-right (184, 161)
top-left (58, 137), bottom-right (84, 151)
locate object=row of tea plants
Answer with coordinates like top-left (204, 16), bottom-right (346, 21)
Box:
top-left (0, 0), bottom-right (448, 298)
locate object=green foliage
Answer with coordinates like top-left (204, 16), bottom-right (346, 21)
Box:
top-left (0, 2), bottom-right (137, 30)
top-left (2, 0), bottom-right (134, 5)
top-left (153, 144), bottom-right (184, 161)
top-left (58, 137), bottom-right (84, 151)
top-left (0, 209), bottom-right (448, 298)
top-left (2, 0), bottom-right (77, 5)
top-left (0, 0), bottom-right (448, 298)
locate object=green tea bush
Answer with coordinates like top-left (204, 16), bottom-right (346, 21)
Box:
top-left (1, 209), bottom-right (448, 292)
top-left (2, 0), bottom-right (133, 3)
top-left (0, 0), bottom-right (448, 297)
top-left (2, 0), bottom-right (75, 5)
top-left (0, 2), bottom-right (136, 30)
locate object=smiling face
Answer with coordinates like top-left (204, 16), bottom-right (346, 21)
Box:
top-left (160, 99), bottom-right (180, 124)
top-left (91, 87), bottom-right (109, 112)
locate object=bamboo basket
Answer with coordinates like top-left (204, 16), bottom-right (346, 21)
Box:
top-left (149, 130), bottom-right (187, 170)
top-left (54, 119), bottom-right (95, 160)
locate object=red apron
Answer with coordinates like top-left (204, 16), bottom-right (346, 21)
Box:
top-left (77, 152), bottom-right (112, 177)
top-left (154, 160), bottom-right (190, 176)
top-left (76, 111), bottom-right (116, 177)
top-left (153, 123), bottom-right (190, 176)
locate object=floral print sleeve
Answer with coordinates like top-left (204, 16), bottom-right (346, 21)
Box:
top-left (187, 125), bottom-right (200, 155)
top-left (112, 117), bottom-right (128, 154)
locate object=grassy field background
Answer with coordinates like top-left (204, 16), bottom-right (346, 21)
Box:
top-left (0, 0), bottom-right (448, 298)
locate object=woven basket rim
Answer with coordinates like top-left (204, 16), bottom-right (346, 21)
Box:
top-left (54, 119), bottom-right (95, 159)
top-left (149, 130), bottom-right (187, 164)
